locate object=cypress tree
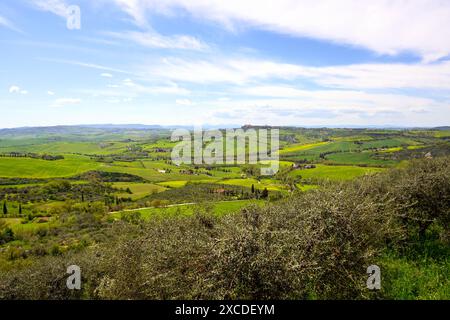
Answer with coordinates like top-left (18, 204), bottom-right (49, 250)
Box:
top-left (261, 188), bottom-right (269, 199)
top-left (3, 201), bottom-right (7, 215)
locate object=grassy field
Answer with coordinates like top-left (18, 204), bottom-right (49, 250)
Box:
top-left (112, 182), bottom-right (167, 199)
top-left (101, 164), bottom-right (216, 182)
top-left (0, 155), bottom-right (100, 178)
top-left (0, 141), bottom-right (130, 155)
top-left (217, 178), bottom-right (286, 191)
top-left (112, 199), bottom-right (264, 219)
top-left (1, 217), bottom-right (52, 233)
top-left (0, 126), bottom-right (448, 300)
top-left (379, 147), bottom-right (403, 153)
top-left (280, 136), bottom-right (426, 164)
top-left (279, 141), bottom-right (329, 154)
top-left (155, 180), bottom-right (189, 188)
top-left (290, 164), bottom-right (385, 181)
top-left (325, 152), bottom-right (397, 166)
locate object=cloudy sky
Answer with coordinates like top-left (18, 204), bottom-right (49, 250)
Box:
top-left (1, 0), bottom-right (450, 128)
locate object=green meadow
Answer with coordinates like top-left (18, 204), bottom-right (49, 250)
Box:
top-left (112, 182), bottom-right (167, 200)
top-left (290, 164), bottom-right (385, 181)
top-left (1, 126), bottom-right (449, 300)
top-left (111, 199), bottom-right (264, 220)
top-left (0, 155), bottom-right (100, 178)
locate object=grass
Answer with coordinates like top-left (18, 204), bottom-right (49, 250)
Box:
top-left (379, 147), bottom-right (403, 153)
top-left (0, 141), bottom-right (130, 155)
top-left (0, 155), bottom-right (100, 178)
top-left (290, 164), bottom-right (385, 181)
top-left (156, 180), bottom-right (188, 188)
top-left (100, 164), bottom-right (218, 182)
top-left (300, 141), bottom-right (360, 155)
top-left (0, 183), bottom-right (43, 189)
top-left (279, 141), bottom-right (329, 154)
top-left (280, 138), bottom-right (424, 162)
top-left (361, 137), bottom-right (421, 149)
top-left (325, 152), bottom-right (397, 166)
top-left (112, 182), bottom-right (167, 199)
top-left (380, 253), bottom-right (450, 299)
top-left (112, 199), bottom-right (264, 219)
top-left (433, 130), bottom-right (450, 138)
top-left (0, 217), bottom-right (51, 233)
top-left (379, 235), bottom-right (450, 299)
top-left (218, 178), bottom-right (286, 191)
top-left (331, 135), bottom-right (374, 142)
top-left (407, 145), bottom-right (426, 150)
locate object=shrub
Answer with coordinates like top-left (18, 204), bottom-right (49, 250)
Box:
top-left (390, 157), bottom-right (450, 241)
top-left (0, 157), bottom-right (448, 300)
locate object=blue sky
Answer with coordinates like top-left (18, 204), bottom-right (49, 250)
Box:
top-left (1, 0), bottom-right (450, 128)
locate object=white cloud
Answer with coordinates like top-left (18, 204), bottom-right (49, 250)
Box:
top-left (112, 0), bottom-right (450, 62)
top-left (30, 0), bottom-right (70, 18)
top-left (111, 0), bottom-right (151, 27)
top-left (9, 86), bottom-right (28, 94)
top-left (146, 57), bottom-right (304, 85)
top-left (196, 94), bottom-right (449, 127)
top-left (106, 31), bottom-right (209, 51)
top-left (106, 98), bottom-right (121, 104)
top-left (119, 78), bottom-right (190, 95)
top-left (145, 56), bottom-right (450, 90)
top-left (0, 15), bottom-right (23, 33)
top-left (77, 79), bottom-right (189, 99)
top-left (122, 78), bottom-right (136, 87)
top-left (238, 86), bottom-right (443, 111)
top-left (47, 90), bottom-right (55, 95)
top-left (304, 61), bottom-right (450, 90)
top-left (39, 58), bottom-right (133, 75)
top-left (235, 96), bottom-right (436, 114)
top-left (176, 98), bottom-right (194, 106)
top-left (9, 86), bottom-right (20, 94)
top-left (101, 73), bottom-right (113, 78)
top-left (51, 98), bottom-right (81, 107)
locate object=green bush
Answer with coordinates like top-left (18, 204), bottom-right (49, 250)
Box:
top-left (0, 157), bottom-right (448, 300)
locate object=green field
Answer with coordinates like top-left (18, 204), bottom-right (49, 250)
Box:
top-left (1, 217), bottom-right (52, 233)
top-left (155, 180), bottom-right (189, 188)
top-left (1, 125), bottom-right (449, 300)
top-left (112, 200), bottom-right (264, 219)
top-left (112, 182), bottom-right (167, 199)
top-left (325, 152), bottom-right (397, 166)
top-left (0, 141), bottom-right (130, 155)
top-left (280, 141), bottom-right (329, 154)
top-left (290, 164), bottom-right (385, 181)
top-left (217, 178), bottom-right (286, 191)
top-left (0, 155), bottom-right (100, 178)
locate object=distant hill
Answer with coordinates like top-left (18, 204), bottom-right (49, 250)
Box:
top-left (0, 124), bottom-right (448, 138)
top-left (0, 123), bottom-right (243, 137)
top-left (0, 124), bottom-right (169, 137)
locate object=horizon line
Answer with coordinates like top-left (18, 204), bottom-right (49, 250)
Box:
top-left (1, 123), bottom-right (449, 131)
